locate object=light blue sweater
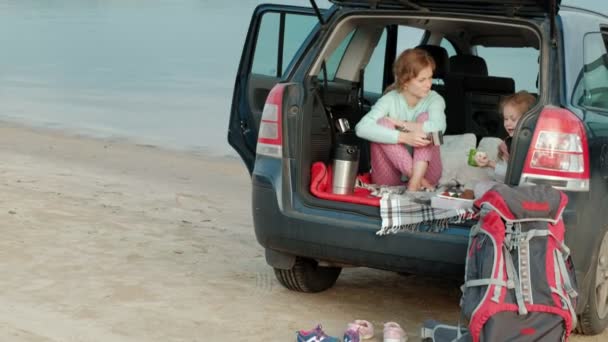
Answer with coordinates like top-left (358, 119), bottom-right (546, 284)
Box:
top-left (355, 90), bottom-right (446, 144)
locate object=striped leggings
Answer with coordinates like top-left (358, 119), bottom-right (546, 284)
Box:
top-left (370, 112), bottom-right (442, 186)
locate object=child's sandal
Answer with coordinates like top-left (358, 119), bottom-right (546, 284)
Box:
top-left (383, 322), bottom-right (407, 342)
top-left (346, 320), bottom-right (374, 340)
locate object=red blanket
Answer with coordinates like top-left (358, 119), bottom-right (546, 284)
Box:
top-left (309, 162), bottom-right (380, 207)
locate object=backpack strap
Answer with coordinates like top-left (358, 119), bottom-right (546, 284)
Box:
top-left (555, 249), bottom-right (579, 299)
top-left (492, 252), bottom-right (506, 303)
top-left (504, 221), bottom-right (514, 250)
top-left (550, 247), bottom-right (578, 331)
top-left (550, 286), bottom-right (578, 331)
top-left (523, 229), bottom-right (552, 241)
top-left (465, 278), bottom-right (511, 288)
top-left (503, 244), bottom-right (528, 315)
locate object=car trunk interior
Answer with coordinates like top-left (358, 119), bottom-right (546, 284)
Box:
top-left (297, 13), bottom-right (542, 218)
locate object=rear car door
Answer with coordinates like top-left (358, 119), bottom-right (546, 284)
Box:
top-left (228, 4), bottom-right (321, 173)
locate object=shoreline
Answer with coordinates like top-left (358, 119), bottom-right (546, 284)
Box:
top-left (0, 117), bottom-right (239, 161)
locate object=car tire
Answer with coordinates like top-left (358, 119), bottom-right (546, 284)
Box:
top-left (273, 257), bottom-right (341, 293)
top-left (577, 226), bottom-right (608, 335)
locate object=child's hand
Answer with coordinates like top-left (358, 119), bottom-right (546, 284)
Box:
top-left (474, 152), bottom-right (490, 167)
top-left (498, 141), bottom-right (510, 161)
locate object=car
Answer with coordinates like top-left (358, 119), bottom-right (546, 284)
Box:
top-left (228, 0), bottom-right (608, 335)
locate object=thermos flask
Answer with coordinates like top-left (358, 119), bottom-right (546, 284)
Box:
top-left (332, 143), bottom-right (360, 195)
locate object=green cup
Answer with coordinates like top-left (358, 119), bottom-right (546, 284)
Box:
top-left (468, 148), bottom-right (478, 167)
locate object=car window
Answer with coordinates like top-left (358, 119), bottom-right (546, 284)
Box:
top-left (364, 26), bottom-right (424, 94)
top-left (251, 12), bottom-right (317, 77)
top-left (284, 14), bottom-right (318, 72)
top-left (396, 26), bottom-right (425, 54)
top-left (320, 29), bottom-right (356, 81)
top-left (440, 38), bottom-right (457, 57)
top-left (364, 29), bottom-right (387, 94)
top-left (572, 31), bottom-right (608, 111)
top-left (475, 46), bottom-right (539, 92)
top-left (563, 1), bottom-right (608, 17)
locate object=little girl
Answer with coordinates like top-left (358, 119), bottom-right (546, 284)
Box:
top-left (474, 90), bottom-right (536, 182)
top-left (355, 48), bottom-right (446, 192)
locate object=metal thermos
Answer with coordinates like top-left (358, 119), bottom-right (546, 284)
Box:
top-left (332, 143), bottom-right (360, 195)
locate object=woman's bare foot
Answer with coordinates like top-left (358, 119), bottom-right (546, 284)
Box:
top-left (407, 161), bottom-right (429, 192)
top-left (407, 182), bottom-right (421, 192)
top-left (420, 177), bottom-right (436, 191)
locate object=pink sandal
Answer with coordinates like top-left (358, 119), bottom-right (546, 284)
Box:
top-left (346, 320), bottom-right (374, 340)
top-left (383, 322), bottom-right (407, 342)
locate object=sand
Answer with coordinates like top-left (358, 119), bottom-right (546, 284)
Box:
top-left (0, 123), bottom-right (604, 341)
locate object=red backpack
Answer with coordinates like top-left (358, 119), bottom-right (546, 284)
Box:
top-left (422, 184), bottom-right (578, 342)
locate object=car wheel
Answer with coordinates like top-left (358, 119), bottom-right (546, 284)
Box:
top-left (578, 226), bottom-right (608, 335)
top-left (273, 257), bottom-right (341, 293)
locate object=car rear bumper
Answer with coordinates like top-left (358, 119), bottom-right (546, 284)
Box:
top-left (252, 178), bottom-right (470, 277)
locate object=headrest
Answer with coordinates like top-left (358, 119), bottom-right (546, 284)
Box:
top-left (416, 44), bottom-right (449, 79)
top-left (462, 76), bottom-right (514, 93)
top-left (449, 55), bottom-right (488, 76)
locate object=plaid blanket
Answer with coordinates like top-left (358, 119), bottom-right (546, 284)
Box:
top-left (377, 193), bottom-right (478, 235)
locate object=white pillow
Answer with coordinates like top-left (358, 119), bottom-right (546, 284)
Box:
top-left (438, 134), bottom-right (492, 188)
top-left (438, 133), bottom-right (475, 185)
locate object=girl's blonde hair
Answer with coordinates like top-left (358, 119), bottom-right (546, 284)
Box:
top-left (499, 90), bottom-right (536, 117)
top-left (497, 91), bottom-right (536, 161)
top-left (384, 48), bottom-right (436, 93)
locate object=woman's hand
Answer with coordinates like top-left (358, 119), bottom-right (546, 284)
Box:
top-left (384, 117), bottom-right (423, 133)
top-left (398, 131), bottom-right (430, 147)
top-left (384, 117), bottom-right (407, 130)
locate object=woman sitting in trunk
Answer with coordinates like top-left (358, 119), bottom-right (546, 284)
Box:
top-left (355, 48), bottom-right (446, 191)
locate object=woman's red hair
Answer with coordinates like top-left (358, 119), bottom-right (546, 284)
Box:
top-left (385, 48), bottom-right (436, 93)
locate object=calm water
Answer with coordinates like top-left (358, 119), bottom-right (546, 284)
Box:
top-left (0, 0), bottom-right (330, 156)
top-left (0, 1), bottom-right (604, 156)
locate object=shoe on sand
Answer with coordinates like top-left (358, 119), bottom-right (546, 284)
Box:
top-left (346, 320), bottom-right (374, 340)
top-left (343, 327), bottom-right (360, 342)
top-left (296, 324), bottom-right (339, 342)
top-left (383, 322), bottom-right (407, 342)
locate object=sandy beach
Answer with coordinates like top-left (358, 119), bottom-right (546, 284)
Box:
top-left (0, 123), bottom-right (605, 341)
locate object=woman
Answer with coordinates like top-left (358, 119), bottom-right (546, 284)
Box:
top-left (355, 48), bottom-right (446, 191)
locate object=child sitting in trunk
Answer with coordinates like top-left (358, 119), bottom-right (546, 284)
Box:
top-left (355, 48), bottom-right (446, 192)
top-left (474, 90), bottom-right (536, 182)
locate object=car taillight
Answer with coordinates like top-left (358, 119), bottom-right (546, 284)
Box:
top-left (256, 84), bottom-right (286, 158)
top-left (520, 106), bottom-right (590, 191)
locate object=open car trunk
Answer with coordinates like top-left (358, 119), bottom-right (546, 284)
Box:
top-left (297, 10), bottom-right (544, 222)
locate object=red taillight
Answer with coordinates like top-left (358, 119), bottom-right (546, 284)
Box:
top-left (256, 84), bottom-right (285, 158)
top-left (520, 106), bottom-right (590, 191)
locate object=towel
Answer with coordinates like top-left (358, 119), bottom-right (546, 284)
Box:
top-left (378, 193), bottom-right (478, 235)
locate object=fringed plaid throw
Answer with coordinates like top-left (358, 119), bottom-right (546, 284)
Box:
top-left (377, 193), bottom-right (478, 235)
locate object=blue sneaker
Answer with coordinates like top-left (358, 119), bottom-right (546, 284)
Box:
top-left (343, 327), bottom-right (360, 342)
top-left (296, 324), bottom-right (340, 342)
